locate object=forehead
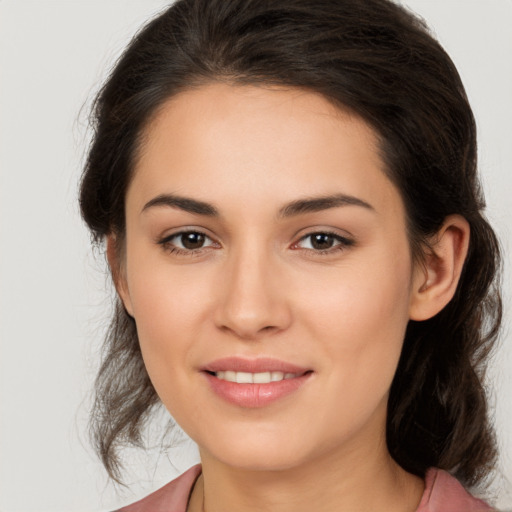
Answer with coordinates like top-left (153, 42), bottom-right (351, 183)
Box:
top-left (129, 83), bottom-right (404, 221)
top-left (139, 83), bottom-right (379, 168)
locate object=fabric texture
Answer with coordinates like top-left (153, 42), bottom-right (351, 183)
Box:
top-left (116, 465), bottom-right (202, 512)
top-left (416, 468), bottom-right (493, 512)
top-left (116, 464), bottom-right (493, 512)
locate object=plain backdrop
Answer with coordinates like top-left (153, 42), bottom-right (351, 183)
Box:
top-left (1, 1), bottom-right (511, 511)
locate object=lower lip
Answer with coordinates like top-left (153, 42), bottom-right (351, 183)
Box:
top-left (203, 372), bottom-right (313, 408)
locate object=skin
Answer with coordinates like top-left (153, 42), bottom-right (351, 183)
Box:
top-left (111, 83), bottom-right (469, 512)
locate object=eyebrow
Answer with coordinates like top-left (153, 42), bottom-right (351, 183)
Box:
top-left (277, 194), bottom-right (375, 218)
top-left (142, 194), bottom-right (219, 216)
top-left (141, 193), bottom-right (374, 217)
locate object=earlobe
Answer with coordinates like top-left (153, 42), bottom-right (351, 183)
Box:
top-left (106, 234), bottom-right (134, 317)
top-left (409, 215), bottom-right (470, 321)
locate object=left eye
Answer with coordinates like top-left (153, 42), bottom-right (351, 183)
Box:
top-left (295, 232), bottom-right (351, 251)
top-left (162, 231), bottom-right (216, 250)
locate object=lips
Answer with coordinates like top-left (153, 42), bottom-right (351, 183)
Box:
top-left (201, 357), bottom-right (313, 408)
top-left (202, 356), bottom-right (310, 374)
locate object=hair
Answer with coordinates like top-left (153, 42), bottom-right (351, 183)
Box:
top-left (80, 0), bottom-right (502, 488)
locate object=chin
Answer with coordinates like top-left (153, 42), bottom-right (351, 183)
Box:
top-left (196, 423), bottom-right (320, 472)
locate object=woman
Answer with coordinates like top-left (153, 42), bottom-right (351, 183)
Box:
top-left (80, 0), bottom-right (503, 510)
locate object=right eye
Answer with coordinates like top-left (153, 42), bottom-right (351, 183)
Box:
top-left (158, 230), bottom-right (218, 254)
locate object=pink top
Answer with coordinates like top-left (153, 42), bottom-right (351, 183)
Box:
top-left (116, 464), bottom-right (493, 512)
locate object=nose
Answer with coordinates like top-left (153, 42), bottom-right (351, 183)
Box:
top-left (214, 245), bottom-right (292, 340)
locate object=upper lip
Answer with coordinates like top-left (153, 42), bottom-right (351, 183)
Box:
top-left (202, 357), bottom-right (311, 374)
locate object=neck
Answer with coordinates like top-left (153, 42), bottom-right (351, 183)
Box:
top-left (188, 420), bottom-right (424, 512)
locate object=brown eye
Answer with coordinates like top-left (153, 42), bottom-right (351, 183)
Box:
top-left (180, 232), bottom-right (206, 249)
top-left (294, 232), bottom-right (354, 253)
top-left (159, 230), bottom-right (217, 253)
top-left (310, 233), bottom-right (335, 250)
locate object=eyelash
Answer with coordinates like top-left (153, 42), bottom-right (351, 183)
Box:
top-left (157, 230), bottom-right (355, 257)
top-left (158, 230), bottom-right (218, 257)
top-left (292, 231), bottom-right (355, 255)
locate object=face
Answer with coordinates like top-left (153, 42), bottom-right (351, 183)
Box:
top-left (118, 83), bottom-right (421, 471)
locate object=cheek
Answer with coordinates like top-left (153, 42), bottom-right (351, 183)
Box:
top-left (276, 252), bottom-right (413, 453)
top-left (295, 247), bottom-right (413, 395)
top-left (123, 253), bottom-right (214, 396)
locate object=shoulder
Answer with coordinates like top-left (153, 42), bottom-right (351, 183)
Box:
top-left (416, 468), bottom-right (493, 512)
top-left (115, 464), bottom-right (202, 512)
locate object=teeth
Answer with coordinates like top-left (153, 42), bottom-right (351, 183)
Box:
top-left (253, 371), bottom-right (272, 383)
top-left (214, 370), bottom-right (299, 383)
top-left (236, 371), bottom-right (253, 383)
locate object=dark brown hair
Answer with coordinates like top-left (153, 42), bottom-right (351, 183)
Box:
top-left (80, 0), bottom-right (502, 487)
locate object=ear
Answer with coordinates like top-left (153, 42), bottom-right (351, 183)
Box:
top-left (409, 215), bottom-right (470, 321)
top-left (106, 234), bottom-right (134, 317)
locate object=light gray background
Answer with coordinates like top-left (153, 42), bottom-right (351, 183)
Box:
top-left (1, 1), bottom-right (511, 511)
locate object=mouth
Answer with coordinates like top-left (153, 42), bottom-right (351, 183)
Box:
top-left (206, 370), bottom-right (310, 384)
top-left (201, 357), bottom-right (314, 408)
